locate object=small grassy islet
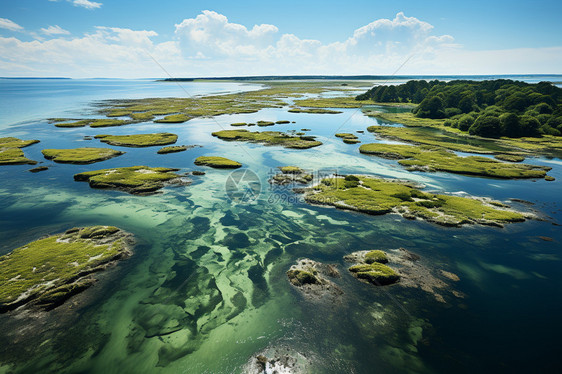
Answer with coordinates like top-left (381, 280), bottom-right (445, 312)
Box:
top-left (194, 156), bottom-right (242, 169)
top-left (74, 166), bottom-right (181, 194)
top-left (95, 133), bottom-right (178, 147)
top-left (41, 147), bottom-right (124, 164)
top-left (212, 129), bottom-right (322, 149)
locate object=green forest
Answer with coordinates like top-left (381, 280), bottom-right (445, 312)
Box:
top-left (356, 79), bottom-right (562, 138)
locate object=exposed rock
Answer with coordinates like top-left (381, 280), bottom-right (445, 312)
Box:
top-left (286, 259), bottom-right (343, 302)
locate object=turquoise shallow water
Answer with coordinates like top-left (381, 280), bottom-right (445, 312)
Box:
top-left (0, 79), bottom-right (561, 373)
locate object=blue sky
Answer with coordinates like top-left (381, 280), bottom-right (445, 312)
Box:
top-left (1, 0), bottom-right (561, 77)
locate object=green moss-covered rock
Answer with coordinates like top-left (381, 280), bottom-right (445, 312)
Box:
top-left (230, 122), bottom-right (248, 127)
top-left (545, 175), bottom-right (556, 181)
top-left (364, 250), bottom-right (389, 264)
top-left (95, 133), bottom-right (178, 147)
top-left (348, 262), bottom-right (399, 285)
top-left (42, 147), bottom-right (124, 164)
top-left (286, 269), bottom-right (320, 286)
top-left (0, 226), bottom-right (133, 312)
top-left (359, 143), bottom-right (551, 179)
top-left (270, 166), bottom-right (313, 185)
top-left (257, 121), bottom-right (275, 127)
top-left (343, 138), bottom-right (361, 144)
top-left (212, 129), bottom-right (322, 149)
top-left (74, 166), bottom-right (181, 194)
top-left (194, 156), bottom-right (242, 169)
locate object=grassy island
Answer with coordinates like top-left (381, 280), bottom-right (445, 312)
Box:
top-left (0, 137), bottom-right (40, 165)
top-left (302, 175), bottom-right (527, 227)
top-left (0, 226), bottom-right (133, 312)
top-left (54, 119), bottom-right (130, 128)
top-left (212, 129), bottom-right (322, 149)
top-left (293, 96), bottom-right (364, 108)
top-left (154, 114), bottom-right (192, 123)
top-left (194, 156), bottom-right (242, 169)
top-left (288, 108), bottom-right (342, 114)
top-left (74, 166), bottom-right (181, 194)
top-left (42, 147), bottom-right (124, 164)
top-left (359, 143), bottom-right (550, 179)
top-left (157, 145), bottom-right (190, 154)
top-left (95, 133), bottom-right (178, 147)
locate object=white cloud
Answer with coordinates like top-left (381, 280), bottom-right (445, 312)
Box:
top-left (0, 18), bottom-right (24, 32)
top-left (71, 0), bottom-right (102, 9)
top-left (41, 25), bottom-right (71, 36)
top-left (175, 10), bottom-right (278, 58)
top-left (0, 11), bottom-right (560, 78)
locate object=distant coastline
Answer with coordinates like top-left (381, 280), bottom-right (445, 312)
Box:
top-left (158, 74), bottom-right (562, 82)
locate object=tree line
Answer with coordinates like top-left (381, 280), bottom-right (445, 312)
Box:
top-left (356, 79), bottom-right (562, 138)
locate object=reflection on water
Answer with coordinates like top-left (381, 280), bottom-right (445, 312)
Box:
top-left (0, 81), bottom-right (561, 373)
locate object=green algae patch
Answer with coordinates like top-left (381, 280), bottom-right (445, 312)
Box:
top-left (359, 143), bottom-right (550, 179)
top-left (349, 262), bottom-right (399, 286)
top-left (74, 166), bottom-right (181, 194)
top-left (154, 114), bottom-right (192, 123)
top-left (303, 175), bottom-right (527, 227)
top-left (0, 148), bottom-right (37, 165)
top-left (212, 129), bottom-right (322, 149)
top-left (95, 133), bottom-right (177, 147)
top-left (41, 147), bottom-right (124, 164)
top-left (194, 156), bottom-right (242, 169)
top-left (157, 145), bottom-right (190, 154)
top-left (288, 108), bottom-right (342, 114)
top-left (0, 226), bottom-right (133, 312)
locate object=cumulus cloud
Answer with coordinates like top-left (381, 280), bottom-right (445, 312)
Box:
top-left (0, 11), bottom-right (560, 77)
top-left (0, 18), bottom-right (24, 32)
top-left (41, 25), bottom-right (71, 36)
top-left (175, 10), bottom-right (278, 59)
